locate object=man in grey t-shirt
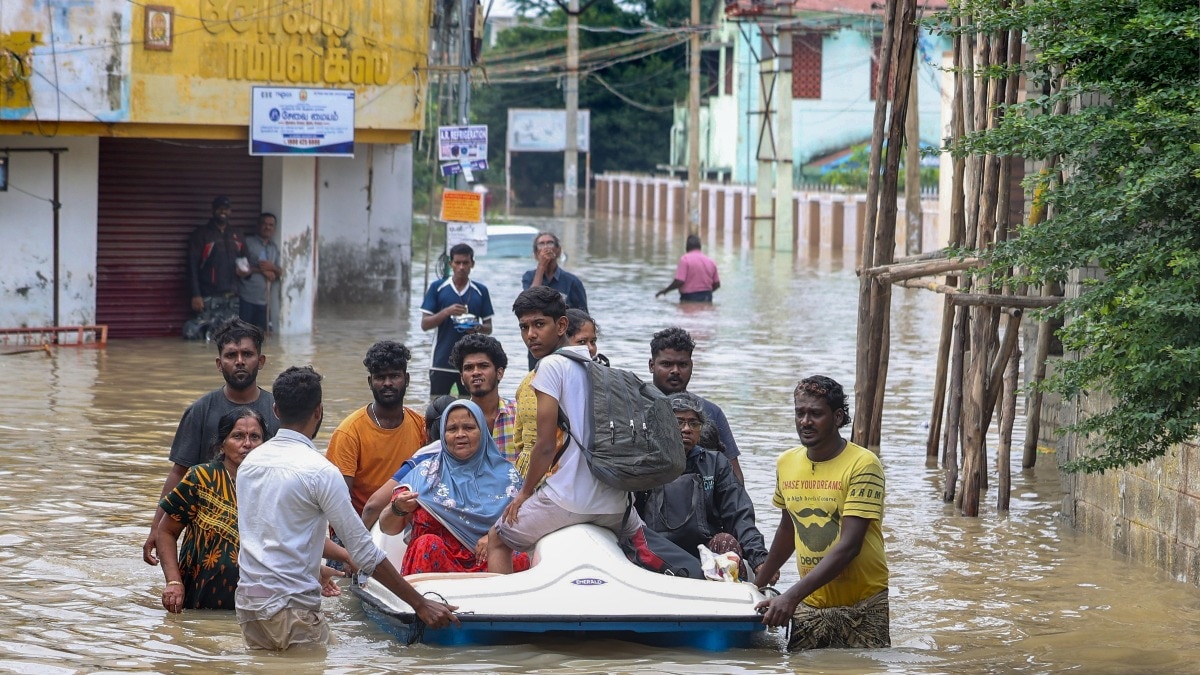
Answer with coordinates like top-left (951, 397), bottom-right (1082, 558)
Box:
top-left (141, 318), bottom-right (279, 566)
top-left (238, 212), bottom-right (283, 332)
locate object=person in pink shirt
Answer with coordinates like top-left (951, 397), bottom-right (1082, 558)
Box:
top-left (656, 235), bottom-right (721, 302)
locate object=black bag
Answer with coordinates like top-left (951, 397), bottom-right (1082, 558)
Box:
top-left (553, 349), bottom-right (685, 492)
top-left (637, 473), bottom-right (713, 552)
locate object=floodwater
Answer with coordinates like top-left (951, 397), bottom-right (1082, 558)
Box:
top-left (2, 213), bottom-right (1199, 674)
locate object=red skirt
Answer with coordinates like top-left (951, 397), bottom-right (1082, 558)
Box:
top-left (400, 508), bottom-right (530, 575)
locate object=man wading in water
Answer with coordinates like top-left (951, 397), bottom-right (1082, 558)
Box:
top-left (754, 375), bottom-right (890, 650)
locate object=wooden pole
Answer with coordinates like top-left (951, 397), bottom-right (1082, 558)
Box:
top-left (864, 0), bottom-right (919, 449)
top-left (943, 305), bottom-right (967, 502)
top-left (997, 343), bottom-right (1019, 511)
top-left (904, 57), bottom-right (922, 255)
top-left (867, 257), bottom-right (983, 283)
top-left (852, 0), bottom-right (900, 449)
top-left (1022, 284), bottom-right (1055, 468)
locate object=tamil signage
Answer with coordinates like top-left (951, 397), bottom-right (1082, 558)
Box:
top-left (507, 109), bottom-right (590, 153)
top-left (250, 87), bottom-right (356, 156)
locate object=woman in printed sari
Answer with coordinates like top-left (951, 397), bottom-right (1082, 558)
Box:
top-left (157, 407), bottom-right (268, 612)
top-left (378, 400), bottom-right (530, 574)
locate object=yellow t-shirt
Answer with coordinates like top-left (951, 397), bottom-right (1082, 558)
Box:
top-left (772, 441), bottom-right (888, 609)
top-left (513, 369), bottom-right (562, 483)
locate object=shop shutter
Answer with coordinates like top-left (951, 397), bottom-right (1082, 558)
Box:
top-left (96, 138), bottom-right (263, 338)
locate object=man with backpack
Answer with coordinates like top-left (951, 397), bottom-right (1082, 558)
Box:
top-left (487, 286), bottom-right (685, 575)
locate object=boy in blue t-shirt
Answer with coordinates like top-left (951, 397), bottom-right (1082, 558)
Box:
top-left (420, 243), bottom-right (495, 396)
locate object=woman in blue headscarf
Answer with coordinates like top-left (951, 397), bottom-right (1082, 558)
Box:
top-left (379, 400), bottom-right (530, 574)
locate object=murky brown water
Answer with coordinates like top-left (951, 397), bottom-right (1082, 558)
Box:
top-left (2, 214), bottom-right (1199, 673)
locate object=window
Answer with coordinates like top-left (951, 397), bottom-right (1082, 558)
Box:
top-left (792, 32), bottom-right (822, 99)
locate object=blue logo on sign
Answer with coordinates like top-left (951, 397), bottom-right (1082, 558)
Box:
top-left (269, 108), bottom-right (280, 122)
top-left (571, 578), bottom-right (607, 586)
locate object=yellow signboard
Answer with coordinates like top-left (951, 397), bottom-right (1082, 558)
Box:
top-left (0, 0), bottom-right (430, 139)
top-left (440, 190), bottom-right (484, 224)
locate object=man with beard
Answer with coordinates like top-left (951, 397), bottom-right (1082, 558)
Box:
top-left (358, 334), bottom-right (515, 526)
top-left (236, 366), bottom-right (458, 650)
top-left (142, 318), bottom-right (279, 565)
top-left (326, 341), bottom-right (426, 527)
top-left (184, 195), bottom-right (247, 339)
top-left (754, 375), bottom-right (889, 650)
top-left (648, 327), bottom-right (744, 484)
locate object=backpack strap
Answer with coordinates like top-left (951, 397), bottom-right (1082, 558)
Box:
top-left (549, 348), bottom-right (590, 468)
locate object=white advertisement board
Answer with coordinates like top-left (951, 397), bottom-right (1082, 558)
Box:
top-left (507, 109), bottom-right (590, 152)
top-left (439, 125), bottom-right (488, 161)
top-left (250, 87), bottom-right (356, 156)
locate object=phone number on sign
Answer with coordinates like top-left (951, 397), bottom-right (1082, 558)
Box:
top-left (285, 138), bottom-right (322, 147)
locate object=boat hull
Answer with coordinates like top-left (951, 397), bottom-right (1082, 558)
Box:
top-left (353, 523), bottom-right (768, 650)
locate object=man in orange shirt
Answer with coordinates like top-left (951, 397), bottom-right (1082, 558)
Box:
top-left (326, 341), bottom-right (427, 527)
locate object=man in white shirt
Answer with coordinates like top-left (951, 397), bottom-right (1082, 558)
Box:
top-left (235, 366), bottom-right (458, 650)
top-left (486, 286), bottom-right (641, 573)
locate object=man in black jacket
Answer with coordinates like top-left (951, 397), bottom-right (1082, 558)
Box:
top-left (635, 392), bottom-right (777, 584)
top-left (184, 195), bottom-right (246, 339)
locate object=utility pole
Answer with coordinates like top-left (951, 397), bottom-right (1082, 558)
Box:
top-left (456, 0), bottom-right (472, 191)
top-left (563, 0), bottom-right (580, 216)
top-left (685, 0), bottom-right (701, 229)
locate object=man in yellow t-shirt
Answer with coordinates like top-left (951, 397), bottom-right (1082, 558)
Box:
top-left (755, 375), bottom-right (889, 650)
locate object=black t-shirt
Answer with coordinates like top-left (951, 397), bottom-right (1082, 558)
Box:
top-left (168, 387), bottom-right (279, 467)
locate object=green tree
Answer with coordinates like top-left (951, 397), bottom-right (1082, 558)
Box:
top-left (936, 0), bottom-right (1200, 471)
top-left (470, 0), bottom-right (705, 205)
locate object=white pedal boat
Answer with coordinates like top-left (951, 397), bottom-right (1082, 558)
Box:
top-left (352, 523), bottom-right (770, 650)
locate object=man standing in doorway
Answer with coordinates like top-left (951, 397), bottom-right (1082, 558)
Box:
top-left (185, 195), bottom-right (246, 339)
top-left (656, 234), bottom-right (720, 302)
top-left (142, 318), bottom-right (279, 565)
top-left (326, 341), bottom-right (427, 526)
top-left (420, 243), bottom-right (494, 397)
top-left (649, 327), bottom-right (744, 484)
top-left (755, 375), bottom-right (889, 650)
top-left (521, 232), bottom-right (587, 368)
top-left (238, 212), bottom-right (283, 332)
top-left (236, 366), bottom-right (458, 650)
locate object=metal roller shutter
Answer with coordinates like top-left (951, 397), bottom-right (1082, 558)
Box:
top-left (96, 138), bottom-right (263, 338)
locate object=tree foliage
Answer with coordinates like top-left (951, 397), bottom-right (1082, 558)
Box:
top-left (934, 0), bottom-right (1200, 471)
top-left (469, 0), bottom-right (707, 206)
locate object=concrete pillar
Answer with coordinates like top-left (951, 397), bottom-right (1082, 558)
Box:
top-left (773, 30), bottom-right (794, 252)
top-left (831, 199), bottom-right (845, 250)
top-left (732, 191), bottom-right (744, 240)
top-left (262, 156), bottom-right (316, 335)
top-left (792, 194), bottom-right (801, 248)
top-left (673, 184), bottom-right (686, 225)
top-left (596, 179), bottom-right (608, 214)
top-left (855, 196), bottom-right (867, 256)
top-left (699, 186), bottom-right (710, 236)
top-left (716, 187), bottom-right (727, 236)
top-left (808, 198), bottom-right (821, 248)
top-left (657, 183), bottom-right (668, 222)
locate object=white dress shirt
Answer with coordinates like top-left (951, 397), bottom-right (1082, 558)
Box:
top-left (235, 428), bottom-right (386, 621)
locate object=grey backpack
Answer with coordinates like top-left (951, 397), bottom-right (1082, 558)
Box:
top-left (552, 349), bottom-right (686, 492)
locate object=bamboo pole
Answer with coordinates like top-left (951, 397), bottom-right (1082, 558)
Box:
top-left (865, 257), bottom-right (983, 282)
top-left (926, 297), bottom-right (955, 465)
top-left (852, 0), bottom-right (901, 449)
top-left (865, 0), bottom-right (919, 450)
top-left (997, 343), bottom-right (1020, 510)
top-left (896, 279), bottom-right (1062, 308)
top-left (943, 305), bottom-right (967, 502)
top-left (1022, 284), bottom-right (1055, 468)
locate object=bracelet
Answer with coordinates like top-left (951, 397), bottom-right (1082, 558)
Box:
top-left (389, 500), bottom-right (411, 518)
top-left (165, 580), bottom-right (183, 587)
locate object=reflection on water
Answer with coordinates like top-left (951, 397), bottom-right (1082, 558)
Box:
top-left (2, 213), bottom-right (1199, 673)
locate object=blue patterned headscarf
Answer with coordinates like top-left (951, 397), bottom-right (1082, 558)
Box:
top-left (401, 400), bottom-right (523, 548)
